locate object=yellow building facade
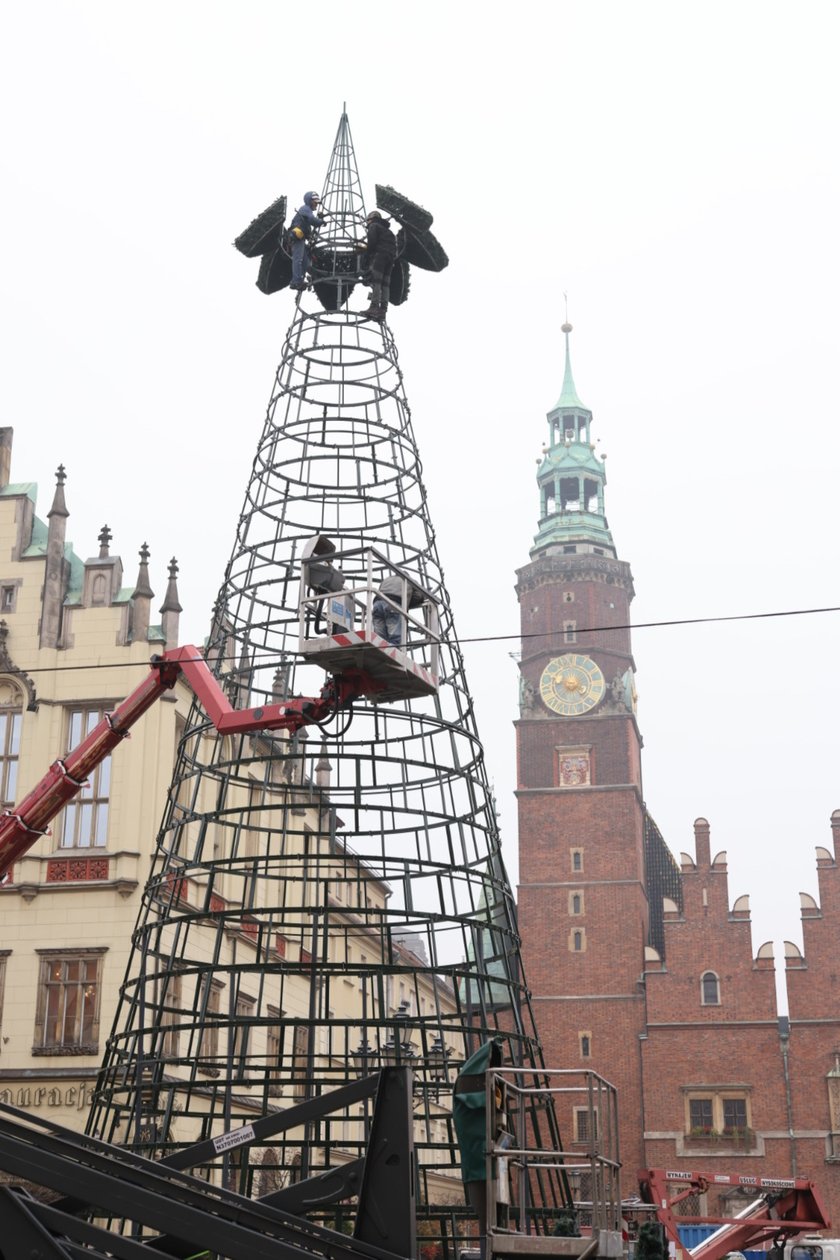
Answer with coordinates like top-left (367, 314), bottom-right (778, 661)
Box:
top-left (0, 427), bottom-right (193, 1130)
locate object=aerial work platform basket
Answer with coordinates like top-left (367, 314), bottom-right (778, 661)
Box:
top-left (298, 537), bottom-right (440, 702)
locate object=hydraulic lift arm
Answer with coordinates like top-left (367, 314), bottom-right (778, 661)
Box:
top-left (639, 1167), bottom-right (831, 1260)
top-left (0, 645), bottom-right (380, 881)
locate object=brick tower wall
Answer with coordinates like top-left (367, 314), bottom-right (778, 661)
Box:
top-left (784, 812), bottom-right (840, 1222)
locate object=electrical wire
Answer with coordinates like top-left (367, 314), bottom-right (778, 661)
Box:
top-left (12, 602), bottom-right (840, 677)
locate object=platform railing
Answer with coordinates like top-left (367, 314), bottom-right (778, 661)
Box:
top-left (298, 544), bottom-right (441, 677)
top-left (485, 1068), bottom-right (622, 1251)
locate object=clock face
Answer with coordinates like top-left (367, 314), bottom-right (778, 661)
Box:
top-left (539, 654), bottom-right (606, 716)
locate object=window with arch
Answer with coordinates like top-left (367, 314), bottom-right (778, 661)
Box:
top-left (571, 848), bottom-right (583, 873)
top-left (579, 1031), bottom-right (592, 1059)
top-left (570, 928), bottom-right (586, 953)
top-left (701, 971), bottom-right (720, 1005)
top-left (569, 890), bottom-right (584, 916)
top-left (0, 681), bottom-right (23, 809)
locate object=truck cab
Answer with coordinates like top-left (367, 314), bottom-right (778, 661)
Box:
top-left (787, 1237), bottom-right (840, 1260)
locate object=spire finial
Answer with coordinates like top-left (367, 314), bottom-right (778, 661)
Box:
top-left (56, 464), bottom-right (66, 486)
top-left (98, 524), bottom-right (112, 557)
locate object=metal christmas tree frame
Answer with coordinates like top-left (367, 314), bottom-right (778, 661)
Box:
top-left (90, 111), bottom-right (567, 1241)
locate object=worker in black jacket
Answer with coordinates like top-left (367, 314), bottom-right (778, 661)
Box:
top-left (359, 211), bottom-right (397, 322)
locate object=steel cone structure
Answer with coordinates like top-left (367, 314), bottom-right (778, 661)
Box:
top-left (89, 113), bottom-right (564, 1238)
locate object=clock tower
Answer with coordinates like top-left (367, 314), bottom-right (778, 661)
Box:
top-left (515, 323), bottom-right (649, 1183)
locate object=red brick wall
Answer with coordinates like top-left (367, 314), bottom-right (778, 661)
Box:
top-left (784, 814), bottom-right (840, 1220)
top-left (517, 714), bottom-right (642, 790)
top-left (637, 816), bottom-right (840, 1224)
top-left (642, 819), bottom-right (788, 1208)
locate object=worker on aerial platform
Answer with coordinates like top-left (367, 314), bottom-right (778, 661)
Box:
top-left (359, 210), bottom-right (397, 322)
top-left (372, 571), bottom-right (423, 647)
top-left (301, 535), bottom-right (352, 635)
top-left (289, 191), bottom-right (325, 290)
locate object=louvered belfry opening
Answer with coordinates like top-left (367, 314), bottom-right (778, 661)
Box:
top-left (89, 112), bottom-right (565, 1239)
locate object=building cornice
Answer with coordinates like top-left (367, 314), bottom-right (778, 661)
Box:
top-left (515, 783), bottom-right (644, 805)
top-left (516, 552), bottom-right (634, 597)
top-left (532, 993), bottom-right (645, 1002)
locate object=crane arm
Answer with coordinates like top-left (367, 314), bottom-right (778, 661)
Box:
top-left (639, 1167), bottom-right (831, 1260)
top-left (0, 646), bottom-right (378, 880)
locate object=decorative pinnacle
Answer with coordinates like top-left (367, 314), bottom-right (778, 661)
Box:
top-left (160, 558), bottom-right (182, 614)
top-left (134, 543), bottom-right (154, 600)
top-left (48, 464), bottom-right (69, 519)
top-left (98, 524), bottom-right (112, 557)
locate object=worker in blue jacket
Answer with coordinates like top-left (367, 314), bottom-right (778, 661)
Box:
top-left (289, 191), bottom-right (325, 290)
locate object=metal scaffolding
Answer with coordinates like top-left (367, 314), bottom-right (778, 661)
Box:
top-left (89, 112), bottom-right (565, 1241)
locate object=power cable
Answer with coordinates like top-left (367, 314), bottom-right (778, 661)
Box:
top-left (11, 602), bottom-right (840, 677)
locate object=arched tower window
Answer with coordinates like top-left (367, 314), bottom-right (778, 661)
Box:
top-left (701, 971), bottom-right (720, 1005)
top-left (92, 574), bottom-right (107, 605)
top-left (560, 477), bottom-right (580, 512)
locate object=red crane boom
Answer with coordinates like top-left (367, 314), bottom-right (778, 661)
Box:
top-left (639, 1167), bottom-right (831, 1260)
top-left (0, 645), bottom-right (381, 880)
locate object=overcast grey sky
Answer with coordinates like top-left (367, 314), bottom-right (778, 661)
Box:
top-left (2, 2), bottom-right (838, 1010)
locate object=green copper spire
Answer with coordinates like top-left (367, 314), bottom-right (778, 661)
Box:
top-left (530, 322), bottom-right (615, 560)
top-left (553, 321), bottom-right (586, 410)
